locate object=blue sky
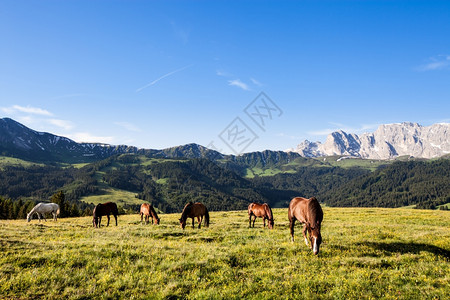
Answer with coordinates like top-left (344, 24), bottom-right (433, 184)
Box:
top-left (1, 0), bottom-right (449, 154)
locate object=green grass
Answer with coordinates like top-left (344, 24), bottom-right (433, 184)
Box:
top-left (0, 156), bottom-right (44, 169)
top-left (79, 187), bottom-right (140, 206)
top-left (1, 208), bottom-right (448, 299)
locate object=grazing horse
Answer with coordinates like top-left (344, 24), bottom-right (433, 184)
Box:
top-left (140, 203), bottom-right (160, 225)
top-left (248, 203), bottom-right (274, 229)
top-left (288, 197), bottom-right (324, 255)
top-left (27, 203), bottom-right (60, 222)
top-left (179, 202), bottom-right (210, 229)
top-left (93, 202), bottom-right (118, 228)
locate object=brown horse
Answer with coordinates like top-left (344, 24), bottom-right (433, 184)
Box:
top-left (140, 203), bottom-right (160, 225)
top-left (93, 202), bottom-right (119, 228)
top-left (248, 203), bottom-right (274, 229)
top-left (179, 202), bottom-right (210, 229)
top-left (288, 197), bottom-right (323, 255)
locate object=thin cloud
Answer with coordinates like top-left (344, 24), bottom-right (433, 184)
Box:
top-left (1, 105), bottom-right (53, 116)
top-left (250, 77), bottom-right (263, 87)
top-left (136, 64), bottom-right (194, 92)
top-left (48, 119), bottom-right (74, 130)
top-left (416, 55), bottom-right (450, 71)
top-left (216, 70), bottom-right (232, 77)
top-left (115, 121), bottom-right (141, 132)
top-left (308, 123), bottom-right (380, 136)
top-left (228, 79), bottom-right (251, 91)
top-left (68, 132), bottom-right (115, 144)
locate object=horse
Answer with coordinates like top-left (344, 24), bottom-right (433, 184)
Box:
top-left (93, 202), bottom-right (118, 228)
top-left (248, 202), bottom-right (274, 229)
top-left (27, 202), bottom-right (60, 222)
top-left (179, 202), bottom-right (210, 229)
top-left (288, 197), bottom-right (324, 255)
top-left (140, 203), bottom-right (160, 225)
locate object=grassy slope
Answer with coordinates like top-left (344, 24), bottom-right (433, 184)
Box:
top-left (1, 208), bottom-right (448, 299)
top-left (244, 156), bottom-right (389, 178)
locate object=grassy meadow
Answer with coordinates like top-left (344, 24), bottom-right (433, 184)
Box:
top-left (0, 208), bottom-right (449, 299)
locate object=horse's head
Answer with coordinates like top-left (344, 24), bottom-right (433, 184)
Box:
top-left (179, 218), bottom-right (186, 229)
top-left (268, 218), bottom-right (274, 229)
top-left (26, 213), bottom-right (32, 222)
top-left (155, 217), bottom-right (160, 225)
top-left (93, 217), bottom-right (99, 228)
top-left (308, 223), bottom-right (322, 255)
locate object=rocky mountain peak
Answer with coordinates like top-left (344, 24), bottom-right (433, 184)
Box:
top-left (290, 122), bottom-right (450, 159)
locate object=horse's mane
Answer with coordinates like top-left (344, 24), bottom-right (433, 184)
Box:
top-left (93, 203), bottom-right (101, 218)
top-left (307, 197), bottom-right (323, 226)
top-left (264, 203), bottom-right (273, 220)
top-left (180, 202), bottom-right (194, 220)
top-left (149, 204), bottom-right (159, 220)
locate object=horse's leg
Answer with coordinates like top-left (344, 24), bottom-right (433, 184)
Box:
top-left (106, 215), bottom-right (110, 227)
top-left (198, 216), bottom-right (202, 229)
top-left (302, 225), bottom-right (309, 246)
top-left (114, 214), bottom-right (117, 226)
top-left (41, 213), bottom-right (47, 222)
top-left (289, 218), bottom-right (296, 242)
top-left (264, 217), bottom-right (266, 227)
top-left (140, 213), bottom-right (143, 224)
top-left (249, 214), bottom-right (252, 228)
top-left (192, 217), bottom-right (195, 229)
top-left (252, 216), bottom-right (256, 228)
top-left (98, 216), bottom-right (102, 227)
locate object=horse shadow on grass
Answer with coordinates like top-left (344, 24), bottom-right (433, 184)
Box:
top-left (359, 241), bottom-right (450, 260)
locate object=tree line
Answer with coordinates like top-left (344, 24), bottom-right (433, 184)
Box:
top-left (0, 155), bottom-right (449, 219)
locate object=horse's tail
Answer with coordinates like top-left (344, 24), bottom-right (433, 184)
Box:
top-left (204, 208), bottom-right (210, 227)
top-left (56, 206), bottom-right (60, 216)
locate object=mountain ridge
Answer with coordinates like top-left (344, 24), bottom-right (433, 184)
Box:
top-left (288, 122), bottom-right (450, 159)
top-left (1, 117), bottom-right (449, 163)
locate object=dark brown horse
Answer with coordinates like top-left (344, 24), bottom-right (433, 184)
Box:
top-left (179, 202), bottom-right (210, 229)
top-left (288, 197), bottom-right (323, 255)
top-left (248, 203), bottom-right (274, 229)
top-left (140, 203), bottom-right (160, 225)
top-left (93, 202), bottom-right (118, 228)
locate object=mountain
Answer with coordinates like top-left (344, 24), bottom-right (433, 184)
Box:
top-left (0, 118), bottom-right (224, 163)
top-left (288, 122), bottom-right (450, 159)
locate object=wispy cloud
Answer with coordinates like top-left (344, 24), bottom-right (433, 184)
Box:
top-left (1, 105), bottom-right (53, 116)
top-left (115, 121), bottom-right (141, 132)
top-left (68, 132), bottom-right (115, 144)
top-left (216, 69), bottom-right (232, 77)
top-left (250, 77), bottom-right (263, 87)
top-left (228, 79), bottom-right (251, 91)
top-left (48, 119), bottom-right (74, 130)
top-left (416, 55), bottom-right (450, 71)
top-left (136, 64), bottom-right (194, 93)
top-left (308, 123), bottom-right (380, 136)
top-left (170, 21), bottom-right (190, 45)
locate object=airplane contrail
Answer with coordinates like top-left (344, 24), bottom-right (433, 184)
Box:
top-left (136, 64), bottom-right (194, 93)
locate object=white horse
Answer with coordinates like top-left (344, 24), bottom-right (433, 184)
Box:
top-left (27, 203), bottom-right (60, 222)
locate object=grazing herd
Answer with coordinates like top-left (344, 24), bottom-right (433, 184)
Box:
top-left (26, 196), bottom-right (324, 254)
